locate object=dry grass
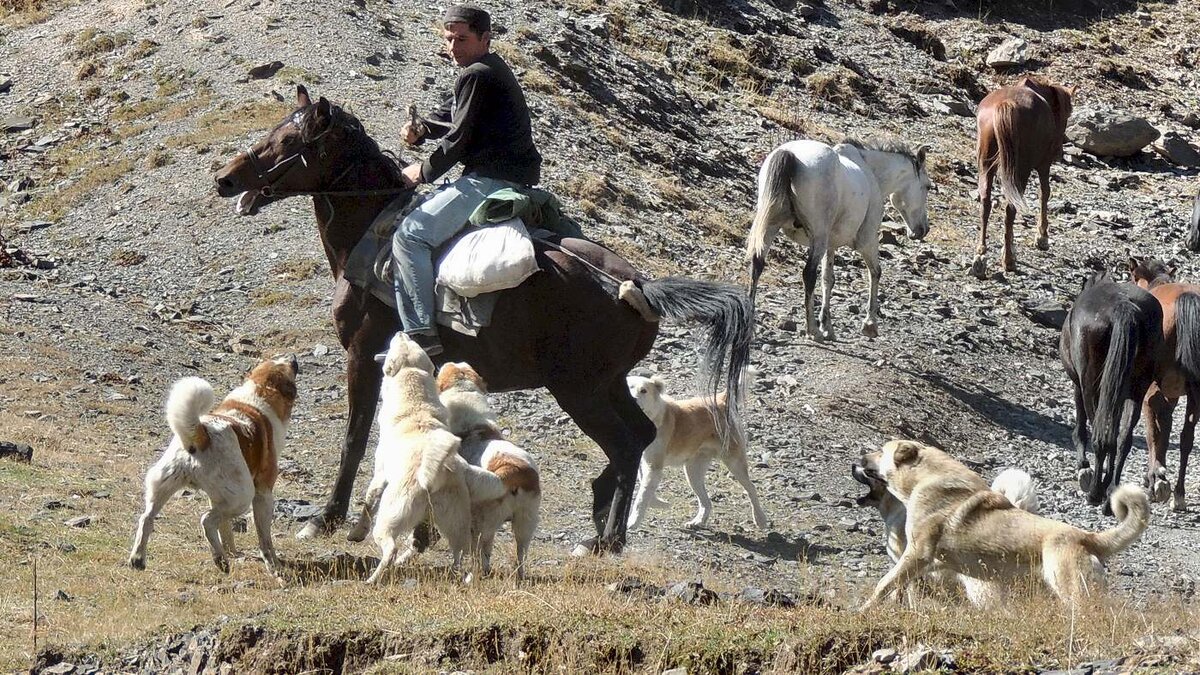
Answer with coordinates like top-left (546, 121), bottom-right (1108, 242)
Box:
top-left (0, 0), bottom-right (66, 26)
top-left (165, 99), bottom-right (290, 151)
top-left (271, 258), bottom-right (323, 281)
top-left (806, 66), bottom-right (874, 108)
top-left (22, 145), bottom-right (136, 220)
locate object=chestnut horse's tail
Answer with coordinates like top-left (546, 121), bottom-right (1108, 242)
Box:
top-left (991, 99), bottom-right (1029, 213)
top-left (1091, 306), bottom-right (1137, 473)
top-left (1175, 292), bottom-right (1200, 382)
top-left (747, 148), bottom-right (800, 308)
top-left (639, 277), bottom-right (753, 437)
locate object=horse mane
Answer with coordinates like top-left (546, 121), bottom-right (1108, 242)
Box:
top-left (295, 102), bottom-right (406, 187)
top-left (840, 136), bottom-right (921, 170)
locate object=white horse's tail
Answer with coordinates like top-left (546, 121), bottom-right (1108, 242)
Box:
top-left (747, 148), bottom-right (799, 306)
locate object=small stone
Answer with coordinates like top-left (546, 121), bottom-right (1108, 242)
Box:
top-left (312, 343), bottom-right (330, 357)
top-left (247, 61), bottom-right (284, 79)
top-left (65, 516), bottom-right (91, 528)
top-left (54, 589), bottom-right (73, 601)
top-left (986, 37), bottom-right (1027, 69)
top-left (3, 115), bottom-right (35, 132)
top-left (1, 441), bottom-right (34, 462)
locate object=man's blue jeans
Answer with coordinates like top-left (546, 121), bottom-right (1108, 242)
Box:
top-left (392, 174), bottom-right (515, 335)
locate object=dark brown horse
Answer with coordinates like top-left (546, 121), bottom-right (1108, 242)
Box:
top-left (1130, 257), bottom-right (1199, 512)
top-left (212, 87), bottom-right (753, 552)
top-left (1060, 271), bottom-right (1162, 510)
top-left (970, 76), bottom-right (1075, 279)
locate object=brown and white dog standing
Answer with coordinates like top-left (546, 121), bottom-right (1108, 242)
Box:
top-left (857, 440), bottom-right (1149, 610)
top-left (625, 373), bottom-right (768, 531)
top-left (437, 362), bottom-right (541, 580)
top-left (128, 354), bottom-right (299, 574)
top-left (359, 334), bottom-right (508, 584)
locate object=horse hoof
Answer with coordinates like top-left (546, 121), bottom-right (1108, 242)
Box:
top-left (1173, 495), bottom-right (1188, 513)
top-left (861, 322), bottom-right (878, 339)
top-left (968, 257), bottom-right (987, 280)
top-left (297, 516), bottom-right (334, 540)
top-left (1002, 258), bottom-right (1017, 273)
top-left (570, 537), bottom-right (599, 557)
top-left (1076, 467), bottom-right (1094, 493)
top-left (346, 525), bottom-right (367, 543)
top-left (1034, 235), bottom-right (1049, 251)
top-left (1151, 478), bottom-right (1172, 503)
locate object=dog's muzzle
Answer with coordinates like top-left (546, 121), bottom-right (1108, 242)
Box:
top-left (851, 462), bottom-right (885, 507)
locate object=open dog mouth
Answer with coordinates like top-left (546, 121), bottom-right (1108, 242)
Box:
top-left (851, 463), bottom-right (886, 506)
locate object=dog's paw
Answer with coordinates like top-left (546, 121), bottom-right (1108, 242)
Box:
top-left (1076, 466), bottom-right (1095, 493)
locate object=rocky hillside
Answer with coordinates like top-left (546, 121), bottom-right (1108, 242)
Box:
top-left (2, 0), bottom-right (1200, 671)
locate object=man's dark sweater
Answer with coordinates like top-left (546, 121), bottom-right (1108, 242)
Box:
top-left (420, 52), bottom-right (542, 186)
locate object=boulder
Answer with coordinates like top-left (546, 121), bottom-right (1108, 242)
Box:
top-left (1067, 108), bottom-right (1160, 157)
top-left (986, 37), bottom-right (1027, 69)
top-left (1153, 131), bottom-right (1200, 167)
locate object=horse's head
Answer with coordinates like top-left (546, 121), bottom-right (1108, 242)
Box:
top-left (1128, 255), bottom-right (1174, 290)
top-left (213, 86), bottom-right (375, 215)
top-left (888, 144), bottom-right (932, 241)
top-left (1187, 188), bottom-right (1200, 252)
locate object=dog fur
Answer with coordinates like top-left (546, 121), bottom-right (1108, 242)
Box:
top-left (852, 460), bottom-right (1038, 605)
top-left (358, 333), bottom-right (508, 584)
top-left (625, 372), bottom-right (768, 530)
top-left (437, 362), bottom-right (541, 579)
top-left (128, 354), bottom-right (299, 574)
top-left (857, 440), bottom-right (1149, 609)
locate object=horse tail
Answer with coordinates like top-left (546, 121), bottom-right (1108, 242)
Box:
top-left (639, 277), bottom-right (753, 438)
top-left (1092, 307), bottom-right (1137, 476)
top-left (747, 148), bottom-right (799, 307)
top-left (991, 100), bottom-right (1028, 213)
top-left (1175, 292), bottom-right (1200, 381)
top-left (1188, 189), bottom-right (1200, 251)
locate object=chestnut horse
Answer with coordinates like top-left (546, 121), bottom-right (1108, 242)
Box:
top-left (971, 76), bottom-right (1075, 279)
top-left (1130, 257), bottom-right (1198, 511)
top-left (1060, 271), bottom-right (1162, 510)
top-left (212, 87), bottom-right (752, 553)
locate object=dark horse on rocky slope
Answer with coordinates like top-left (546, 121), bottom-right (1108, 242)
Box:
top-left (1060, 271), bottom-right (1162, 511)
top-left (212, 87), bottom-right (752, 553)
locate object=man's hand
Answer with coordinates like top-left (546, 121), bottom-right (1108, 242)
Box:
top-left (401, 163), bottom-right (423, 187)
top-left (401, 122), bottom-right (421, 146)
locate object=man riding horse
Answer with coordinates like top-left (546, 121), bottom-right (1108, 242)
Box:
top-left (387, 4), bottom-right (542, 358)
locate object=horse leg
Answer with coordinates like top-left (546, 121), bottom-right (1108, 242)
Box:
top-left (859, 239), bottom-right (882, 339)
top-left (802, 244), bottom-right (821, 341)
top-left (1175, 387), bottom-right (1198, 512)
top-left (1144, 388), bottom-right (1174, 503)
top-left (1072, 381), bottom-right (1094, 493)
top-left (1000, 202), bottom-right (1018, 273)
top-left (970, 171), bottom-right (993, 279)
top-left (1034, 167), bottom-right (1051, 251)
top-left (555, 380), bottom-right (653, 555)
top-left (298, 347), bottom-right (383, 539)
top-left (817, 246), bottom-right (836, 342)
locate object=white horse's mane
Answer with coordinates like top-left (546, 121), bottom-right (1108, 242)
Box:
top-left (840, 136), bottom-right (922, 169)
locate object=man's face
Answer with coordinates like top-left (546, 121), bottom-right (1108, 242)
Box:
top-left (443, 22), bottom-right (489, 66)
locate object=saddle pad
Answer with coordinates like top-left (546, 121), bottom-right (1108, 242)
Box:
top-left (435, 218), bottom-right (539, 298)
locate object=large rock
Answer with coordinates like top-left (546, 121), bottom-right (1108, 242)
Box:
top-left (986, 37), bottom-right (1027, 69)
top-left (1067, 108), bottom-right (1160, 157)
top-left (1153, 131), bottom-right (1200, 167)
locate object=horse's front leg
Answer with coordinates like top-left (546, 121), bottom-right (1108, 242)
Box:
top-left (860, 244), bottom-right (881, 339)
top-left (297, 347), bottom-right (383, 539)
top-left (970, 171), bottom-right (993, 279)
top-left (1034, 167), bottom-right (1051, 251)
top-left (1000, 202), bottom-right (1018, 273)
top-left (1175, 386), bottom-right (1198, 512)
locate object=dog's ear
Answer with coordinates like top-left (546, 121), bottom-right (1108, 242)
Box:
top-left (892, 441), bottom-right (920, 467)
top-left (649, 375), bottom-right (665, 392)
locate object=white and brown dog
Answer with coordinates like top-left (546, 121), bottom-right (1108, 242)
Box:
top-left (437, 362), bottom-right (541, 580)
top-left (625, 372), bottom-right (768, 531)
top-left (857, 440), bottom-right (1149, 609)
top-left (358, 333), bottom-right (508, 584)
top-left (128, 354), bottom-right (299, 574)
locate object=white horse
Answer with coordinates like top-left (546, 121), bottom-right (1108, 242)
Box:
top-left (747, 138), bottom-right (931, 341)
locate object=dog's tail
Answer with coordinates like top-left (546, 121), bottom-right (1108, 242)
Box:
top-left (416, 429), bottom-right (463, 493)
top-left (1088, 484), bottom-right (1150, 558)
top-left (483, 442), bottom-right (541, 496)
top-left (747, 147), bottom-right (800, 308)
top-left (990, 468), bottom-right (1038, 514)
top-left (166, 376), bottom-right (215, 452)
top-left (464, 464), bottom-right (510, 503)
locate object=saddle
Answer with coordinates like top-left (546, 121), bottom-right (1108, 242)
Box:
top-left (343, 189), bottom-right (583, 336)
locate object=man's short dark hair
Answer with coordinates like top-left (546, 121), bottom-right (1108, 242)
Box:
top-left (443, 5), bottom-right (491, 35)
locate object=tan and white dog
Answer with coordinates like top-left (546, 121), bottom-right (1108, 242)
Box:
top-left (625, 372), bottom-right (768, 531)
top-left (358, 333), bottom-right (508, 584)
top-left (857, 440), bottom-right (1149, 609)
top-left (437, 362), bottom-right (541, 580)
top-left (128, 354), bottom-right (299, 574)
top-left (852, 460), bottom-right (1038, 605)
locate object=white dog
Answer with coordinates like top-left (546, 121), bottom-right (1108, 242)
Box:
top-left (437, 362), bottom-right (541, 580)
top-left (358, 333), bottom-right (508, 584)
top-left (128, 354), bottom-right (299, 574)
top-left (626, 372), bottom-right (768, 531)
